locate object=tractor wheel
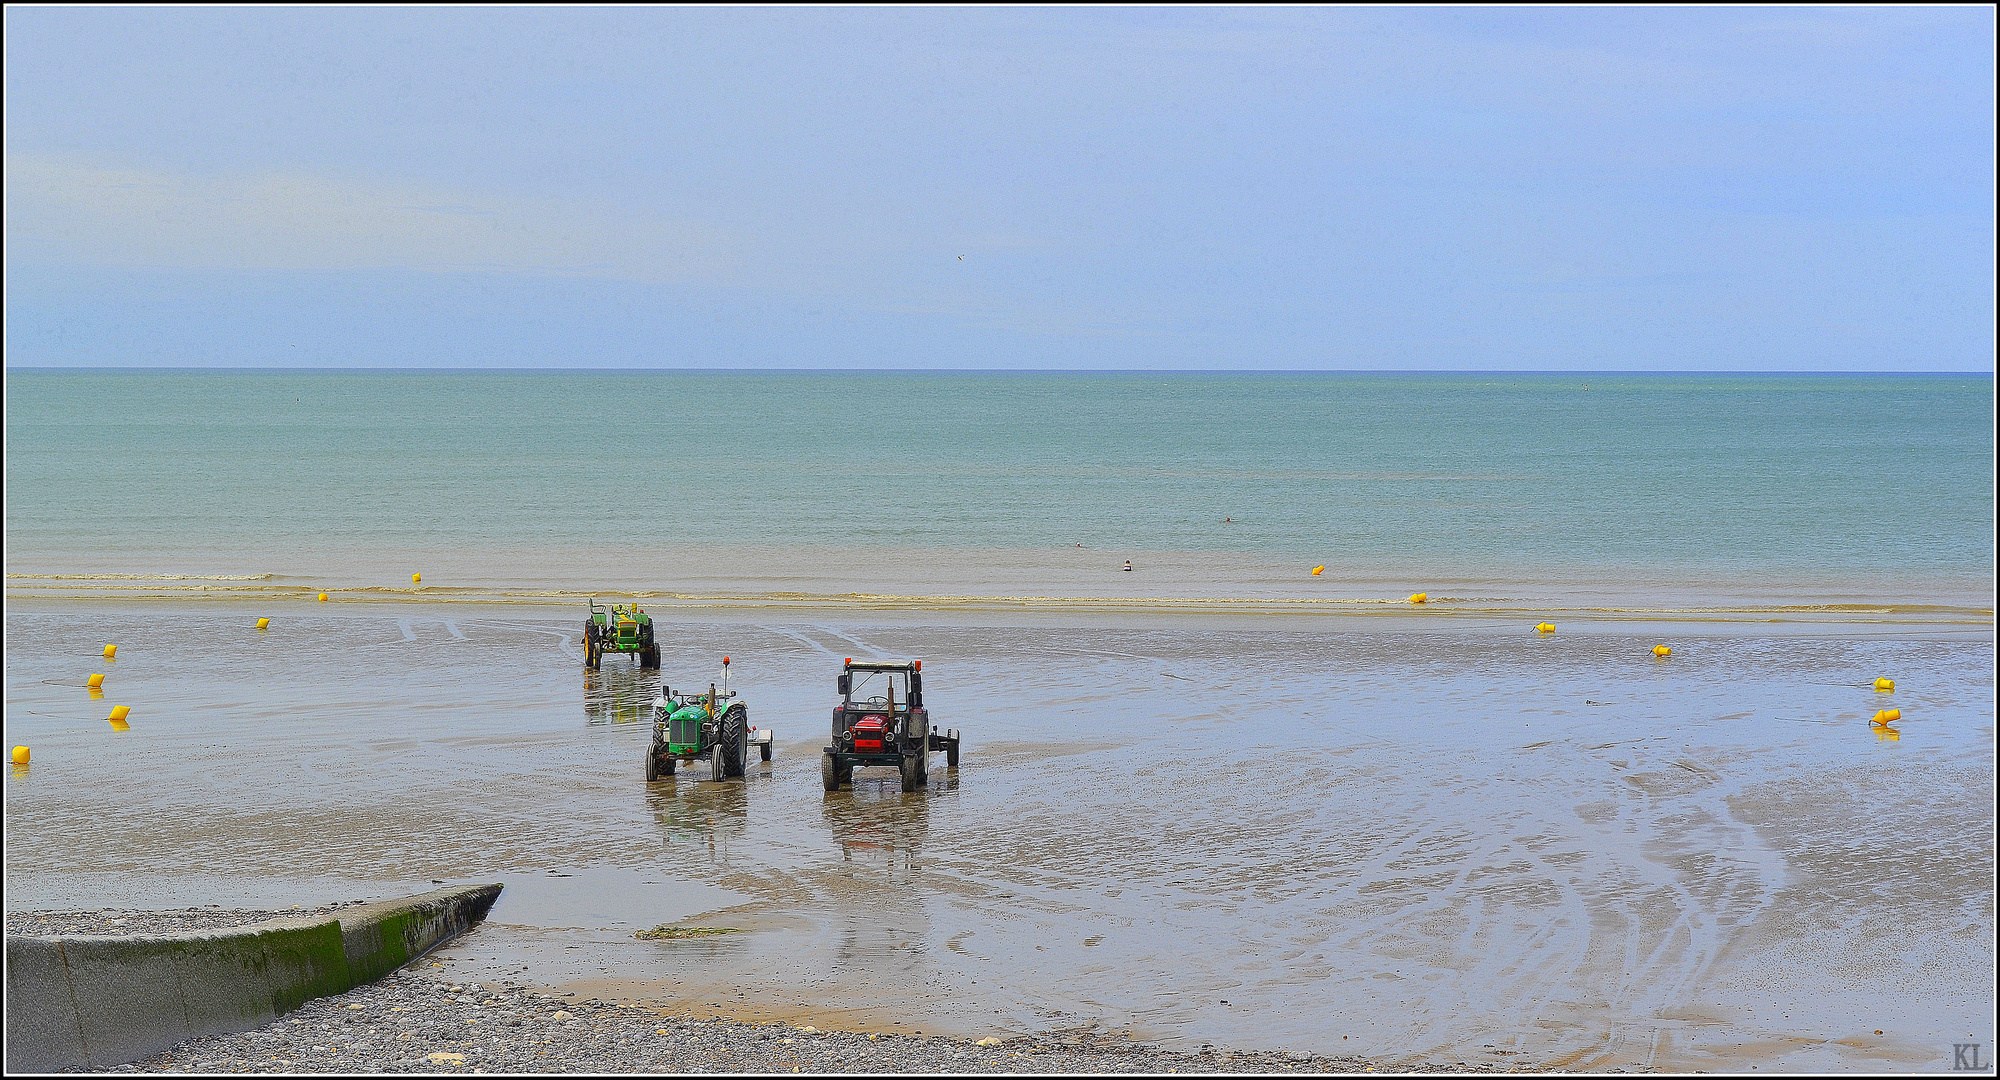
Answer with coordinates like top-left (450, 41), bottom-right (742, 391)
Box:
top-left (645, 746), bottom-right (659, 782)
top-left (900, 754), bottom-right (920, 792)
top-left (585, 639), bottom-right (600, 670)
top-left (946, 740), bottom-right (959, 768)
top-left (821, 752), bottom-right (840, 792)
top-left (711, 740), bottom-right (727, 782)
top-left (916, 749), bottom-right (928, 786)
top-left (723, 705), bottom-right (749, 778)
top-left (640, 644), bottom-right (660, 669)
top-left (759, 742), bottom-right (773, 762)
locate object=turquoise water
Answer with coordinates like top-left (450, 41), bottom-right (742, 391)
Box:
top-left (5, 370), bottom-right (1992, 606)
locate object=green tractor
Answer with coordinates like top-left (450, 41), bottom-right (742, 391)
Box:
top-left (645, 657), bottom-right (775, 782)
top-left (585, 598), bottom-right (659, 670)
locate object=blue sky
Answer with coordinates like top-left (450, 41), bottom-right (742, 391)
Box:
top-left (4, 6), bottom-right (1992, 370)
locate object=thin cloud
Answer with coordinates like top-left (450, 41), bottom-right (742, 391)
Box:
top-left (4, 156), bottom-right (739, 283)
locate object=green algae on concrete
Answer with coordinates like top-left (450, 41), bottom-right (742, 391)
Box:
top-left (3, 883), bottom-right (501, 1072)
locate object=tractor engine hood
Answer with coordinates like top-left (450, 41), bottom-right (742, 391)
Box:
top-left (851, 714), bottom-right (889, 751)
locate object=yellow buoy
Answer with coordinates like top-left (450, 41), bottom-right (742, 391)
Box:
top-left (10, 746), bottom-right (27, 766)
top-left (1311, 566), bottom-right (1324, 576)
top-left (1408, 592), bottom-right (1427, 604)
top-left (1870, 708), bottom-right (1901, 726)
top-left (103, 644), bottom-right (117, 659)
top-left (1535, 622), bottom-right (1555, 633)
top-left (413, 573), bottom-right (421, 584)
top-left (108, 705), bottom-right (131, 722)
top-left (1873, 677), bottom-right (1894, 692)
top-left (256, 618), bottom-right (270, 630)
top-left (318, 592), bottom-right (329, 602)
top-left (86, 673), bottom-right (105, 688)
top-left (1652, 645), bottom-right (1671, 657)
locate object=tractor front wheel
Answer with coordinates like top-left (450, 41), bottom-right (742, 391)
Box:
top-left (946, 740), bottom-right (959, 768)
top-left (900, 753), bottom-right (921, 793)
top-left (759, 742), bottom-right (773, 762)
top-left (711, 740), bottom-right (727, 782)
top-left (645, 746), bottom-right (659, 782)
top-left (821, 752), bottom-right (840, 792)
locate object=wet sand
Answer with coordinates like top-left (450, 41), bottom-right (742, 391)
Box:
top-left (4, 601), bottom-right (1991, 1072)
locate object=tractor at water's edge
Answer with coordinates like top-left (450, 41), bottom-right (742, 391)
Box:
top-left (646, 658), bottom-right (775, 782)
top-left (822, 658), bottom-right (960, 792)
top-left (585, 598), bottom-right (658, 669)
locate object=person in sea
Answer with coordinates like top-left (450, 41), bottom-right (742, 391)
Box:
top-left (1123, 561), bottom-right (1132, 572)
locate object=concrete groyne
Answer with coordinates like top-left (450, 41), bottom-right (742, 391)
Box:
top-left (5, 883), bottom-right (501, 1072)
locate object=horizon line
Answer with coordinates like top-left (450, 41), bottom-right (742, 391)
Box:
top-left (4, 366), bottom-right (1993, 377)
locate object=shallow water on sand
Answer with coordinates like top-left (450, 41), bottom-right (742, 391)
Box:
top-left (4, 603), bottom-right (1992, 1071)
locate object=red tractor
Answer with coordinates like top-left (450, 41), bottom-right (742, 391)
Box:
top-left (821, 658), bottom-right (960, 792)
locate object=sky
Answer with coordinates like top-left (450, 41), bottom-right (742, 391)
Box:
top-left (4, 6), bottom-right (1993, 371)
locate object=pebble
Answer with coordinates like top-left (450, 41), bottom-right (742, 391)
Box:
top-left (92, 968), bottom-right (1609, 1074)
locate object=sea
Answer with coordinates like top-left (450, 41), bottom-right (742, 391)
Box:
top-left (5, 370), bottom-right (1993, 611)
top-left (4, 370), bottom-right (1994, 1071)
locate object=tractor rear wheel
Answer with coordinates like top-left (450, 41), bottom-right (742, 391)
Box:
top-left (640, 644), bottom-right (659, 669)
top-left (723, 705), bottom-right (749, 778)
top-left (821, 752), bottom-right (840, 792)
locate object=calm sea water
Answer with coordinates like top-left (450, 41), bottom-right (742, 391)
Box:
top-left (5, 370), bottom-right (1992, 610)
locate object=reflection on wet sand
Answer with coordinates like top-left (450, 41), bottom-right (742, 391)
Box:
top-left (817, 784), bottom-right (937, 976)
top-left (822, 778), bottom-right (933, 867)
top-left (583, 667), bottom-right (656, 726)
top-left (646, 776), bottom-right (751, 858)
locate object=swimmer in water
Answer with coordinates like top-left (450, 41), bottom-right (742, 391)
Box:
top-left (1123, 561), bottom-right (1132, 572)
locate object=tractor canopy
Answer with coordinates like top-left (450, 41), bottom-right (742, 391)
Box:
top-left (837, 660), bottom-right (923, 710)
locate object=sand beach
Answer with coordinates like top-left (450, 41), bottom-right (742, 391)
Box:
top-left (4, 594), bottom-right (1991, 1072)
